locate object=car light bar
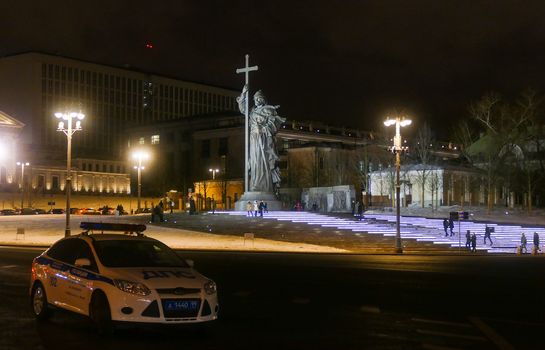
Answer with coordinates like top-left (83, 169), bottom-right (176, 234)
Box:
top-left (80, 222), bottom-right (146, 233)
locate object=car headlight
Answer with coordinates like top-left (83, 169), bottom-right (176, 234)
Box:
top-left (114, 279), bottom-right (151, 296)
top-left (204, 280), bottom-right (217, 295)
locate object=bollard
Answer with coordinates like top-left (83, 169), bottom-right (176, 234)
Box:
top-left (516, 246), bottom-right (521, 255)
top-left (16, 228), bottom-right (25, 240)
top-left (243, 233), bottom-right (255, 248)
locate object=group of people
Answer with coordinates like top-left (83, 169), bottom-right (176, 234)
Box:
top-left (351, 201), bottom-right (365, 217)
top-left (151, 201), bottom-right (165, 223)
top-left (461, 227), bottom-right (541, 254)
top-left (463, 226), bottom-right (493, 252)
top-left (246, 200), bottom-right (267, 217)
top-left (520, 232), bottom-right (541, 254)
top-left (101, 204), bottom-right (124, 215)
top-left (464, 230), bottom-right (478, 252)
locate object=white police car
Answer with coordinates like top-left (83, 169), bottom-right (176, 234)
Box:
top-left (29, 222), bottom-right (218, 333)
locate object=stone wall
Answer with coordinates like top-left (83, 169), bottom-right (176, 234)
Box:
top-left (301, 185), bottom-right (355, 213)
top-left (0, 192), bottom-right (161, 213)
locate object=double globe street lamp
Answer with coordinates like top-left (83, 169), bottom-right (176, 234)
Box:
top-left (209, 168), bottom-right (220, 180)
top-left (55, 111), bottom-right (84, 237)
top-left (132, 151), bottom-right (149, 213)
top-left (384, 115), bottom-right (412, 254)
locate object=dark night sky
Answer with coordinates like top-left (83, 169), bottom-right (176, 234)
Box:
top-left (3, 0), bottom-right (545, 139)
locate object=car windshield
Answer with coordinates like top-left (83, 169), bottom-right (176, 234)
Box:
top-left (93, 240), bottom-right (188, 268)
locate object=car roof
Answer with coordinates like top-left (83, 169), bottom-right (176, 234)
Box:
top-left (81, 233), bottom-right (157, 242)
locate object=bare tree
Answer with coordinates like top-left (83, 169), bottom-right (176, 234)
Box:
top-left (426, 169), bottom-right (442, 211)
top-left (467, 92), bottom-right (506, 213)
top-left (412, 123), bottom-right (435, 207)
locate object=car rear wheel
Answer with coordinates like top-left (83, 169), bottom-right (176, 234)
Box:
top-left (31, 282), bottom-right (52, 321)
top-left (90, 292), bottom-right (114, 335)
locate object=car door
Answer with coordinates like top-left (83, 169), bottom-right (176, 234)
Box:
top-left (43, 239), bottom-right (77, 308)
top-left (66, 239), bottom-right (99, 313)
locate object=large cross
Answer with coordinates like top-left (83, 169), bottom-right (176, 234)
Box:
top-left (236, 54), bottom-right (258, 193)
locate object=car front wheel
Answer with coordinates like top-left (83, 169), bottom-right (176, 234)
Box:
top-left (30, 282), bottom-right (52, 321)
top-left (90, 292), bottom-right (114, 335)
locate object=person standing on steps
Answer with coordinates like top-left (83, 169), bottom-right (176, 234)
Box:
top-left (484, 225), bottom-right (493, 245)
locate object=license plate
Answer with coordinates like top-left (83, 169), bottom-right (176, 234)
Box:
top-left (164, 300), bottom-right (199, 312)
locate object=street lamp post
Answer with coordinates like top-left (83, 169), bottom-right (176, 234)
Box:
top-left (132, 151), bottom-right (148, 212)
top-left (55, 111), bottom-right (84, 237)
top-left (16, 161), bottom-right (30, 210)
top-left (384, 116), bottom-right (412, 254)
top-left (209, 168), bottom-right (219, 180)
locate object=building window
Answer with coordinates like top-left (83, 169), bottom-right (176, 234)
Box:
top-left (151, 134), bottom-right (160, 145)
top-left (139, 137), bottom-right (145, 145)
top-left (82, 163), bottom-right (87, 171)
top-left (37, 175), bottom-right (45, 188)
top-left (201, 139), bottom-right (210, 158)
top-left (218, 137), bottom-right (228, 156)
top-left (52, 176), bottom-right (59, 190)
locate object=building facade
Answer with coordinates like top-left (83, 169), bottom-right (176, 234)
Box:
top-left (0, 110), bottom-right (24, 189)
top-left (0, 52), bottom-right (239, 200)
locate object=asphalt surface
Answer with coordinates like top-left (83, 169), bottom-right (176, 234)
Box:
top-left (1, 247), bottom-right (544, 349)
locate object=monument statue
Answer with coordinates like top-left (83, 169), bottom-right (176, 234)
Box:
top-left (237, 84), bottom-right (286, 193)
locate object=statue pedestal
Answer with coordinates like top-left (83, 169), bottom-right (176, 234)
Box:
top-left (235, 191), bottom-right (283, 211)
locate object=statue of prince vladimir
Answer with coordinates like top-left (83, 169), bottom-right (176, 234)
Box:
top-left (237, 84), bottom-right (286, 193)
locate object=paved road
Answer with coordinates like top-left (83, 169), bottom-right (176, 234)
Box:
top-left (1, 247), bottom-right (544, 349)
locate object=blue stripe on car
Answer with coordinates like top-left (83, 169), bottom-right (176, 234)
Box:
top-left (36, 256), bottom-right (114, 285)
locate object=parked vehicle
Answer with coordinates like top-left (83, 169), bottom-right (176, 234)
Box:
top-left (81, 208), bottom-right (101, 215)
top-left (70, 208), bottom-right (82, 214)
top-left (0, 209), bottom-right (17, 216)
top-left (21, 208), bottom-right (38, 215)
top-left (48, 208), bottom-right (65, 214)
top-left (35, 209), bottom-right (47, 215)
top-left (29, 222), bottom-right (218, 334)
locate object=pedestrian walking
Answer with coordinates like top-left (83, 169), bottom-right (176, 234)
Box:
top-left (158, 201), bottom-right (164, 222)
top-left (264, 201), bottom-right (268, 213)
top-left (484, 225), bottom-right (493, 245)
top-left (533, 232), bottom-right (541, 253)
top-left (448, 218), bottom-right (455, 236)
top-left (246, 201), bottom-right (252, 216)
top-left (258, 200), bottom-right (264, 217)
top-left (211, 198), bottom-right (216, 214)
top-left (521, 232), bottom-right (528, 254)
top-left (443, 218), bottom-right (449, 236)
top-left (189, 196), bottom-right (196, 215)
top-left (471, 232), bottom-right (477, 253)
top-left (465, 230), bottom-right (471, 249)
top-left (253, 200), bottom-right (259, 217)
top-left (152, 204), bottom-right (161, 223)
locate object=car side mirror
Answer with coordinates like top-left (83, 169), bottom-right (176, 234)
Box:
top-left (74, 258), bottom-right (91, 267)
top-left (185, 259), bottom-right (194, 268)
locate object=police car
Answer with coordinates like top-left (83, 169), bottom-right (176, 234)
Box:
top-left (29, 222), bottom-right (218, 333)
